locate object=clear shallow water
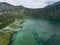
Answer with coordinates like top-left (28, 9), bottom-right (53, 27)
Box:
top-left (10, 19), bottom-right (60, 45)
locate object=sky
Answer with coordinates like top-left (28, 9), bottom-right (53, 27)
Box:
top-left (0, 0), bottom-right (60, 8)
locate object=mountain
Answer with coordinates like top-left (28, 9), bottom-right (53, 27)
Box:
top-left (24, 8), bottom-right (42, 18)
top-left (42, 1), bottom-right (60, 19)
top-left (0, 2), bottom-right (14, 11)
top-left (24, 1), bottom-right (60, 19)
top-left (0, 1), bottom-right (60, 19)
top-left (0, 2), bottom-right (25, 18)
top-left (0, 2), bottom-right (25, 11)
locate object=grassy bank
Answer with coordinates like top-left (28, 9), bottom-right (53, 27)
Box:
top-left (0, 18), bottom-right (25, 45)
top-left (0, 31), bottom-right (16, 45)
top-left (9, 24), bottom-right (23, 29)
top-left (0, 18), bottom-right (15, 29)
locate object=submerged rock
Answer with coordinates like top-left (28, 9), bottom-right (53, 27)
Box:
top-left (46, 34), bottom-right (60, 45)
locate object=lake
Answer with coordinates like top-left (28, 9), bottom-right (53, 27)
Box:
top-left (10, 18), bottom-right (60, 45)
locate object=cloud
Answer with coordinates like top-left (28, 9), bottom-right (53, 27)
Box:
top-left (12, 0), bottom-right (48, 8)
top-left (44, 0), bottom-right (60, 4)
top-left (0, 0), bottom-right (60, 8)
top-left (5, 0), bottom-right (15, 5)
top-left (12, 0), bottom-right (59, 8)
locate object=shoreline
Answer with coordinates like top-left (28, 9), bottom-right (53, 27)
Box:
top-left (8, 31), bottom-right (17, 45)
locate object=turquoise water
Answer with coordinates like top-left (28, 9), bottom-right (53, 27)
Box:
top-left (10, 19), bottom-right (60, 45)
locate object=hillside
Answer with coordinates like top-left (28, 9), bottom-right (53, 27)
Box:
top-left (25, 1), bottom-right (60, 19)
top-left (0, 1), bottom-right (60, 19)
